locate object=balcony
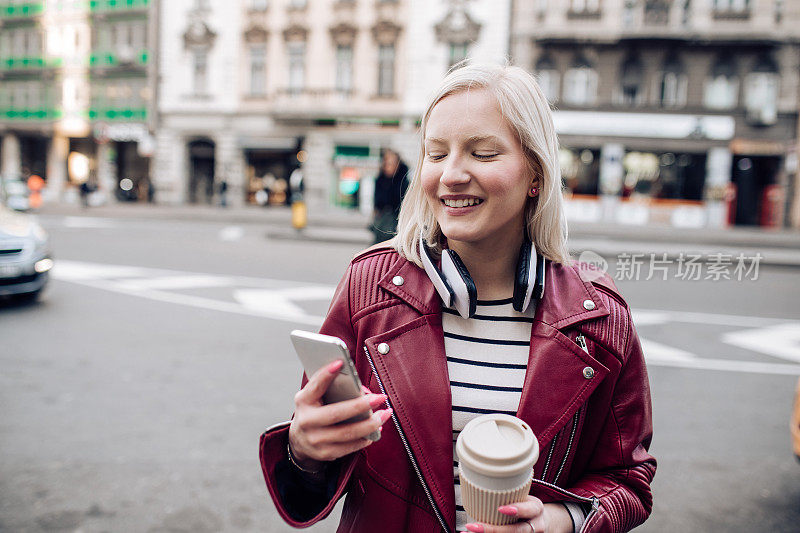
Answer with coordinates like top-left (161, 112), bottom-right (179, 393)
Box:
top-left (89, 0), bottom-right (150, 13)
top-left (0, 2), bottom-right (44, 19)
top-left (89, 48), bottom-right (148, 71)
top-left (88, 107), bottom-right (147, 121)
top-left (271, 87), bottom-right (400, 119)
top-left (0, 56), bottom-right (60, 71)
top-left (0, 107), bottom-right (60, 121)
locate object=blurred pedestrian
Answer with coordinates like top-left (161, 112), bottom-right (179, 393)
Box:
top-left (218, 179), bottom-right (228, 207)
top-left (371, 148), bottom-right (409, 244)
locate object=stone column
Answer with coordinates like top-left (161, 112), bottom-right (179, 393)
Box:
top-left (45, 133), bottom-right (69, 200)
top-left (1, 132), bottom-right (22, 179)
top-left (303, 130), bottom-right (335, 211)
top-left (215, 131), bottom-right (245, 207)
top-left (152, 128), bottom-right (185, 204)
top-left (704, 147), bottom-right (733, 228)
top-left (96, 142), bottom-right (116, 202)
top-left (598, 143), bottom-right (625, 223)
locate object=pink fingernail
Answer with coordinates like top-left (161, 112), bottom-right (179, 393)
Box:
top-left (378, 408), bottom-right (393, 423)
top-left (465, 524), bottom-right (484, 533)
top-left (327, 360), bottom-right (343, 373)
top-left (368, 394), bottom-right (387, 408)
top-left (498, 505), bottom-right (518, 515)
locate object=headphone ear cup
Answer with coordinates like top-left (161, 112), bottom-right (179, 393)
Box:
top-left (441, 249), bottom-right (477, 318)
top-left (512, 240), bottom-right (532, 312)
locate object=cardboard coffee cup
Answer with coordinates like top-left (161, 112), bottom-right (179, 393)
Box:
top-left (456, 414), bottom-right (539, 525)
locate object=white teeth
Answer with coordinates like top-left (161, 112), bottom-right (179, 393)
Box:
top-left (443, 198), bottom-right (481, 208)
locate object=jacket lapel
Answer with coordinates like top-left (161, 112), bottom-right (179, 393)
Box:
top-left (518, 262), bottom-right (611, 446)
top-left (365, 314), bottom-right (456, 531)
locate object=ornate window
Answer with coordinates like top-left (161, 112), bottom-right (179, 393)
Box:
top-left (192, 49), bottom-right (208, 96)
top-left (563, 56), bottom-right (597, 106)
top-left (643, 0), bottom-right (670, 25)
top-left (535, 54), bottom-right (559, 103)
top-left (249, 45), bottom-right (267, 96)
top-left (287, 41), bottom-right (305, 95)
top-left (703, 56), bottom-right (738, 110)
top-left (378, 44), bottom-right (395, 97)
top-left (618, 56), bottom-right (644, 106)
top-left (659, 55), bottom-right (687, 108)
top-left (435, 3), bottom-right (480, 71)
top-left (744, 55), bottom-right (778, 125)
top-left (569, 0), bottom-right (601, 17)
top-left (713, 0), bottom-right (750, 18)
top-left (336, 44), bottom-right (354, 95)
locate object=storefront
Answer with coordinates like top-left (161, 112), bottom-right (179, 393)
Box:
top-left (331, 144), bottom-right (380, 211)
top-left (555, 110), bottom-right (736, 228)
top-left (241, 137), bottom-right (302, 206)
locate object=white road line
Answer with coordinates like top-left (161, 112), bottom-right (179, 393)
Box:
top-left (61, 216), bottom-right (117, 229)
top-left (219, 226), bottom-right (244, 241)
top-left (640, 338), bottom-right (697, 363)
top-left (115, 275), bottom-right (235, 291)
top-left (639, 309), bottom-right (792, 328)
top-left (50, 259), bottom-right (800, 374)
top-left (645, 356), bottom-right (800, 376)
top-left (722, 324), bottom-right (800, 364)
top-left (52, 261), bottom-right (149, 280)
top-left (74, 278), bottom-right (325, 326)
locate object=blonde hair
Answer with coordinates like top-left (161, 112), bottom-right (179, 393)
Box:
top-left (393, 63), bottom-right (570, 266)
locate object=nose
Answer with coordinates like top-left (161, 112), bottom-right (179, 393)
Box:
top-left (439, 154), bottom-right (471, 188)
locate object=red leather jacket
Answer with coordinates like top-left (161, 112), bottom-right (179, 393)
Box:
top-left (259, 245), bottom-right (656, 532)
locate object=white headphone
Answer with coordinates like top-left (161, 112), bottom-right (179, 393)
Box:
top-left (419, 235), bottom-right (545, 318)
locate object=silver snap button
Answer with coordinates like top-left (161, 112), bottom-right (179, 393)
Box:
top-left (377, 343), bottom-right (390, 355)
top-left (583, 367), bottom-right (595, 379)
top-left (583, 299), bottom-right (596, 310)
top-left (392, 276), bottom-right (404, 286)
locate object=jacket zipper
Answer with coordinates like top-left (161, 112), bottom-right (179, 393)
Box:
top-left (531, 478), bottom-right (600, 533)
top-left (363, 345), bottom-right (452, 533)
top-left (542, 334), bottom-right (586, 483)
top-left (576, 334), bottom-right (589, 354)
top-left (554, 407), bottom-right (580, 484)
top-left (540, 432), bottom-right (558, 482)
top-left (571, 334), bottom-right (599, 531)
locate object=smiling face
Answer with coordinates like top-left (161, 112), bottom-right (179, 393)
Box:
top-left (421, 89), bottom-right (534, 255)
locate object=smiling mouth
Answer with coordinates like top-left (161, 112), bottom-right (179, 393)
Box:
top-left (442, 198), bottom-right (483, 208)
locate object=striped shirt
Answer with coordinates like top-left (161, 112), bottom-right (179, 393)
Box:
top-left (444, 297), bottom-right (534, 531)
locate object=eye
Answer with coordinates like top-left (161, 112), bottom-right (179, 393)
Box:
top-left (474, 152), bottom-right (498, 160)
top-left (426, 153), bottom-right (446, 161)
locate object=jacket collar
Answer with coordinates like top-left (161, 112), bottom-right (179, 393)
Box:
top-left (378, 254), bottom-right (610, 328)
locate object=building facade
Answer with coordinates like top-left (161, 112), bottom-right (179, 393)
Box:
top-left (153, 0), bottom-right (511, 211)
top-left (511, 0), bottom-right (800, 228)
top-left (0, 0), bottom-right (156, 204)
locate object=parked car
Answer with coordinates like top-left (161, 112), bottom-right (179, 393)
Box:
top-left (0, 204), bottom-right (52, 300)
top-left (793, 377), bottom-right (800, 462)
top-left (0, 175), bottom-right (30, 211)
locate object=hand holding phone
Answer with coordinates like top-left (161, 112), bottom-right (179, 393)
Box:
top-left (288, 331), bottom-right (392, 469)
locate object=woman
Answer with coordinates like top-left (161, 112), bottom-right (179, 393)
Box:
top-left (259, 64), bottom-right (656, 533)
top-left (371, 148), bottom-right (410, 244)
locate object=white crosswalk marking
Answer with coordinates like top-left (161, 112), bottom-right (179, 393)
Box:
top-left (115, 275), bottom-right (235, 291)
top-left (722, 324), bottom-right (800, 364)
top-left (218, 226), bottom-right (244, 241)
top-left (640, 338), bottom-right (697, 363)
top-left (50, 260), bottom-right (800, 375)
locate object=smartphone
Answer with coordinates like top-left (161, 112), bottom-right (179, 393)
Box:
top-left (290, 330), bottom-right (381, 441)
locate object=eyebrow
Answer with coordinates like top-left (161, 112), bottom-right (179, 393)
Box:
top-left (425, 135), bottom-right (504, 146)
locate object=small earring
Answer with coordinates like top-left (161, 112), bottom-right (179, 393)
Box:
top-left (529, 187), bottom-right (539, 197)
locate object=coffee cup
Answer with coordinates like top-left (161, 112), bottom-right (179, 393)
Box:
top-left (456, 414), bottom-right (539, 525)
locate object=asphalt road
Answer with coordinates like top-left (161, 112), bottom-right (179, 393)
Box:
top-left (1, 214), bottom-right (799, 532)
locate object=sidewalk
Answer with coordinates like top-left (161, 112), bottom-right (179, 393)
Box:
top-left (36, 201), bottom-right (800, 267)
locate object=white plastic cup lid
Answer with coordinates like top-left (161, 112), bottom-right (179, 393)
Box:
top-left (456, 413), bottom-right (539, 479)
